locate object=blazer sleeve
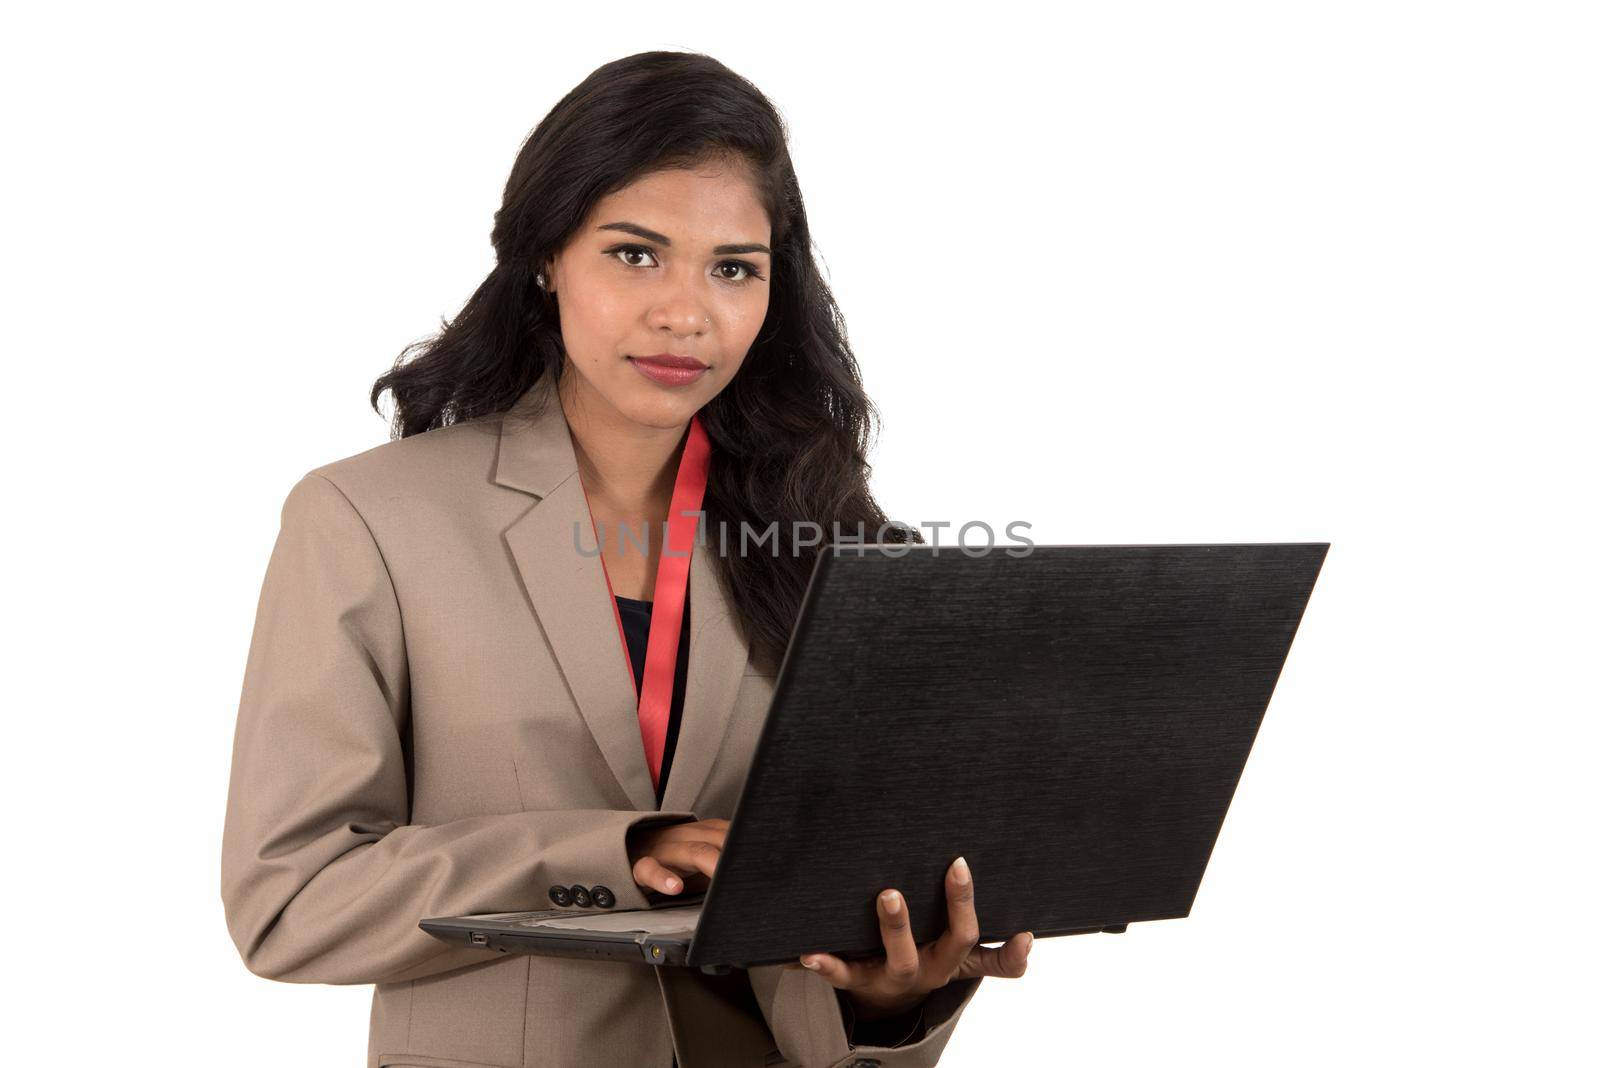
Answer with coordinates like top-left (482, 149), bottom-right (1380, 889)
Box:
top-left (747, 964), bottom-right (983, 1067)
top-left (220, 473), bottom-right (696, 986)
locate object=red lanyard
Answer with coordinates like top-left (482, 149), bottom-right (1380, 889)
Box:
top-left (583, 413), bottom-right (711, 794)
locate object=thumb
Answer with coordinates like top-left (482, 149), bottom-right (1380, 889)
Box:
top-left (798, 952), bottom-right (851, 987)
top-left (961, 931), bottom-right (1032, 979)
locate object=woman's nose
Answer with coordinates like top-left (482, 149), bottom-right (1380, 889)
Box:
top-left (647, 276), bottom-right (714, 335)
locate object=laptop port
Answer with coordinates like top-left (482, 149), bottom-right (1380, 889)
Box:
top-left (470, 932), bottom-right (489, 946)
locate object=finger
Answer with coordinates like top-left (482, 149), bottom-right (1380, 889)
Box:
top-left (798, 952), bottom-right (862, 989)
top-left (958, 931), bottom-right (1033, 980)
top-left (653, 839), bottom-right (722, 880)
top-left (631, 855), bottom-right (687, 895)
top-left (925, 856), bottom-right (980, 980)
top-left (680, 818), bottom-right (730, 843)
top-left (661, 819), bottom-right (730, 845)
top-left (876, 889), bottom-right (921, 992)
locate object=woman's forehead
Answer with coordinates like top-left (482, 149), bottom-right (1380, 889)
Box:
top-left (586, 167), bottom-right (771, 245)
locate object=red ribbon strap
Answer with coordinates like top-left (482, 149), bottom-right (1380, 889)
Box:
top-left (585, 413), bottom-right (712, 794)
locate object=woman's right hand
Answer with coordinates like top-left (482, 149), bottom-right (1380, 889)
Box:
top-left (626, 817), bottom-right (729, 896)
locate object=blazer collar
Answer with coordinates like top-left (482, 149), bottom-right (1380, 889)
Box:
top-left (493, 376), bottom-right (751, 814)
top-left (492, 375), bottom-right (580, 498)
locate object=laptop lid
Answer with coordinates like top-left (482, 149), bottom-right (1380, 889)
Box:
top-left (685, 542), bottom-right (1327, 968)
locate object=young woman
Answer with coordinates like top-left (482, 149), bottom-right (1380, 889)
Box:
top-left (222, 51), bottom-right (1031, 1068)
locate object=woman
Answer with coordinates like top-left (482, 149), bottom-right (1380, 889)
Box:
top-left (222, 51), bottom-right (1031, 1068)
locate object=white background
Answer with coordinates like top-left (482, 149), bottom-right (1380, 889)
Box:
top-left (4, 2), bottom-right (1595, 1065)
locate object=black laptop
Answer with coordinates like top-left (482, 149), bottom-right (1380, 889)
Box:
top-left (423, 541), bottom-right (1329, 974)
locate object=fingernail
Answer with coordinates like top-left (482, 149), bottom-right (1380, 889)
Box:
top-left (1023, 932), bottom-right (1035, 954)
top-left (952, 856), bottom-right (970, 885)
top-left (665, 877), bottom-right (681, 892)
top-left (881, 890), bottom-right (902, 914)
top-left (802, 955), bottom-right (821, 969)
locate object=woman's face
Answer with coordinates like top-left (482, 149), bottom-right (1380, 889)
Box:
top-left (545, 159), bottom-right (773, 430)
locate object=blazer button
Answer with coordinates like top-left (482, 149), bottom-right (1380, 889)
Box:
top-left (591, 885), bottom-right (615, 909)
top-left (548, 885), bottom-right (572, 907)
top-left (570, 884), bottom-right (593, 908)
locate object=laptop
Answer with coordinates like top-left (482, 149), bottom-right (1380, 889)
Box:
top-left (423, 541), bottom-right (1329, 974)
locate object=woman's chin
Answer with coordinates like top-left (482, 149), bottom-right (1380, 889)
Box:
top-left (616, 386), bottom-right (709, 428)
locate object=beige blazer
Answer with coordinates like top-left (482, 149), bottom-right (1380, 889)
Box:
top-left (221, 375), bottom-right (982, 1068)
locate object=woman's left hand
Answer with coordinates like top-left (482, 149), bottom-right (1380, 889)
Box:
top-left (783, 855), bottom-right (1033, 1021)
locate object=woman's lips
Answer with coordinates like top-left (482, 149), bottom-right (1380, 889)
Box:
top-left (629, 356), bottom-right (709, 387)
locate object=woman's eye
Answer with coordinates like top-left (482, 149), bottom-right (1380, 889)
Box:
top-left (612, 245), bottom-right (658, 268)
top-left (607, 245), bottom-right (764, 285)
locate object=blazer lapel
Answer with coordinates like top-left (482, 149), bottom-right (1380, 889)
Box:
top-left (494, 377), bottom-right (750, 815)
top-left (658, 539), bottom-right (750, 814)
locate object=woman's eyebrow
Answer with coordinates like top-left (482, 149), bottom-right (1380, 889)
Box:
top-left (596, 220), bottom-right (771, 256)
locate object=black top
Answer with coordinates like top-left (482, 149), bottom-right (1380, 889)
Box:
top-left (619, 588), bottom-right (921, 1052)
top-left (614, 591), bottom-right (690, 807)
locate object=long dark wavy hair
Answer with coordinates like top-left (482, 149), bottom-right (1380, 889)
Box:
top-left (369, 50), bottom-right (919, 670)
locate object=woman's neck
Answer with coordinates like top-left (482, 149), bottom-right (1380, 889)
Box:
top-left (558, 368), bottom-right (686, 520)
